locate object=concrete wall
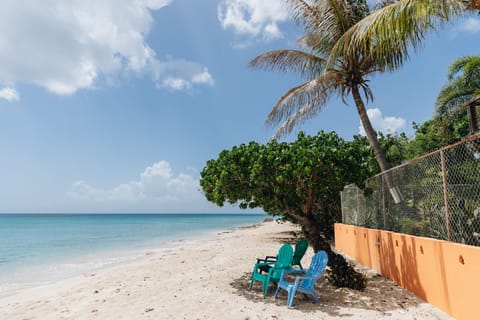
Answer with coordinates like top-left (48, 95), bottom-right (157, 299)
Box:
top-left (334, 223), bottom-right (480, 320)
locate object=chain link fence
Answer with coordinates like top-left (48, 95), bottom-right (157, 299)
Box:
top-left (341, 132), bottom-right (480, 246)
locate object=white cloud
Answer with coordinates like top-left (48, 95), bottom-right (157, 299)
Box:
top-left (0, 0), bottom-right (213, 95)
top-left (67, 160), bottom-right (260, 213)
top-left (0, 87), bottom-right (19, 101)
top-left (154, 60), bottom-right (214, 91)
top-left (455, 17), bottom-right (480, 33)
top-left (68, 161), bottom-right (201, 205)
top-left (359, 108), bottom-right (406, 135)
top-left (218, 0), bottom-right (289, 43)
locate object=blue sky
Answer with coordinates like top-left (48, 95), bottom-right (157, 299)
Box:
top-left (0, 0), bottom-right (478, 213)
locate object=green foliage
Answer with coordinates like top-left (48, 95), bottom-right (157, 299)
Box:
top-left (201, 131), bottom-right (371, 290)
top-left (352, 133), bottom-right (412, 172)
top-left (436, 55), bottom-right (480, 116)
top-left (409, 111), bottom-right (470, 157)
top-left (201, 131), bottom-right (373, 223)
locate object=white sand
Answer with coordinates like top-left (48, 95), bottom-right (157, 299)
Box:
top-left (0, 220), bottom-right (452, 320)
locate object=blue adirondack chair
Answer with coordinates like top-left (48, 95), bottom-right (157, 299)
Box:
top-left (274, 250), bottom-right (328, 308)
top-left (250, 243), bottom-right (293, 296)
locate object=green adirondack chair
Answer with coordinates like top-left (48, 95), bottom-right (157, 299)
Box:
top-left (250, 243), bottom-right (293, 295)
top-left (256, 239), bottom-right (308, 272)
top-left (292, 239), bottom-right (308, 269)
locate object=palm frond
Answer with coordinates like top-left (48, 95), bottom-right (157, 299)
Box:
top-left (249, 50), bottom-right (326, 80)
top-left (271, 104), bottom-right (319, 140)
top-left (317, 0), bottom-right (360, 43)
top-left (462, 56), bottom-right (480, 83)
top-left (286, 0), bottom-right (361, 41)
top-left (297, 34), bottom-right (332, 57)
top-left (284, 0), bottom-right (325, 32)
top-left (436, 79), bottom-right (474, 114)
top-left (266, 71), bottom-right (340, 131)
top-left (447, 55), bottom-right (475, 79)
top-left (327, 0), bottom-right (466, 72)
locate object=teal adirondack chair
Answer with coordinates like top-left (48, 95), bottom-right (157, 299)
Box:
top-left (292, 239), bottom-right (308, 269)
top-left (257, 239), bottom-right (308, 273)
top-left (274, 250), bottom-right (328, 308)
top-left (250, 243), bottom-right (293, 295)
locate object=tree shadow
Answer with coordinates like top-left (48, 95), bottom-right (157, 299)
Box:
top-left (230, 269), bottom-right (426, 316)
top-left (378, 233), bottom-right (427, 302)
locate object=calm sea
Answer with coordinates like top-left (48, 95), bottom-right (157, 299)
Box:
top-left (0, 213), bottom-right (266, 294)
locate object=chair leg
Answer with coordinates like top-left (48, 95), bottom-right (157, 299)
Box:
top-left (263, 282), bottom-right (269, 296)
top-left (310, 290), bottom-right (320, 303)
top-left (287, 287), bottom-right (297, 308)
top-left (274, 285), bottom-right (280, 299)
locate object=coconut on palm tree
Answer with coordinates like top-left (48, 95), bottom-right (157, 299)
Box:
top-left (250, 0), bottom-right (398, 192)
top-left (436, 55), bottom-right (480, 133)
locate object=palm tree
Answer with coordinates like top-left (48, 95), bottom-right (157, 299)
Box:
top-left (327, 0), bottom-right (473, 77)
top-left (436, 56), bottom-right (480, 133)
top-left (249, 0), bottom-right (393, 188)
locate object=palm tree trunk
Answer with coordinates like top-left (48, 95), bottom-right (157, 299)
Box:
top-left (351, 85), bottom-right (411, 227)
top-left (351, 85), bottom-right (391, 178)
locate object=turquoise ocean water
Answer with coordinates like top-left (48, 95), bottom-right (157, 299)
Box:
top-left (0, 213), bottom-right (266, 294)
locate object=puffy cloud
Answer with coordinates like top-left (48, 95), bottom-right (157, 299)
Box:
top-left (359, 108), bottom-right (406, 135)
top-left (154, 59), bottom-right (214, 91)
top-left (68, 161), bottom-right (201, 206)
top-left (67, 160), bottom-right (258, 213)
top-left (0, 0), bottom-right (213, 95)
top-left (218, 0), bottom-right (288, 43)
top-left (0, 87), bottom-right (19, 101)
top-left (455, 17), bottom-right (480, 33)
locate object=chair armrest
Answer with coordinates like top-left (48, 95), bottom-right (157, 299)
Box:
top-left (253, 261), bottom-right (275, 270)
top-left (279, 268), bottom-right (305, 279)
top-left (256, 256), bottom-right (277, 264)
top-left (293, 275), bottom-right (318, 286)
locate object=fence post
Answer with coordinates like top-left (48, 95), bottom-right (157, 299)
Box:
top-left (382, 176), bottom-right (387, 229)
top-left (440, 150), bottom-right (452, 241)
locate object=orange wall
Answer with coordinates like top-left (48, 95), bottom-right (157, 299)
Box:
top-left (334, 223), bottom-right (480, 320)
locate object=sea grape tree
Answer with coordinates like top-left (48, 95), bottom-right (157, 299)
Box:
top-left (200, 131), bottom-right (375, 290)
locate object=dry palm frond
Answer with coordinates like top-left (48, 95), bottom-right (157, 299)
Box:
top-left (248, 50), bottom-right (325, 80)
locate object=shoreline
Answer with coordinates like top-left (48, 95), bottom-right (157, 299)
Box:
top-left (0, 214), bottom-right (266, 297)
top-left (0, 220), bottom-right (451, 320)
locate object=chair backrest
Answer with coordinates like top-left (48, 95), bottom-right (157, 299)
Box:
top-left (271, 243), bottom-right (293, 278)
top-left (292, 239), bottom-right (308, 265)
top-left (300, 251), bottom-right (329, 289)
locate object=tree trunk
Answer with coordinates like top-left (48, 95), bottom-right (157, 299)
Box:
top-left (351, 85), bottom-right (417, 223)
top-left (351, 85), bottom-right (391, 178)
top-left (301, 215), bottom-right (367, 290)
top-left (466, 101), bottom-right (479, 134)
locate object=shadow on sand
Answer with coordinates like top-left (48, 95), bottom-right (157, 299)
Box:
top-left (231, 230), bottom-right (429, 316)
top-left (230, 270), bottom-right (426, 316)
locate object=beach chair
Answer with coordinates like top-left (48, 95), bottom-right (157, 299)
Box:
top-left (274, 250), bottom-right (328, 308)
top-left (256, 239), bottom-right (308, 273)
top-left (250, 243), bottom-right (293, 296)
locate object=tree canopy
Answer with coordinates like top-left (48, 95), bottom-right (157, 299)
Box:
top-left (200, 131), bottom-right (377, 290)
top-left (201, 131), bottom-right (373, 225)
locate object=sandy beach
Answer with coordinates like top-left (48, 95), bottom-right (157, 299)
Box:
top-left (0, 220), bottom-right (452, 320)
